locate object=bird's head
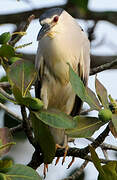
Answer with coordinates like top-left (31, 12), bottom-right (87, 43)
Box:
top-left (37, 8), bottom-right (64, 40)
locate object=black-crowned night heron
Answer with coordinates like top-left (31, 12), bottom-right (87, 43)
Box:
top-left (35, 7), bottom-right (90, 169)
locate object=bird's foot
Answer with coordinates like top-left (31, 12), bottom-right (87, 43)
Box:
top-left (43, 164), bottom-right (48, 178)
top-left (67, 157), bottom-right (75, 169)
top-left (55, 144), bottom-right (69, 165)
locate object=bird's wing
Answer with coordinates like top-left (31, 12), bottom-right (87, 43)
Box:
top-left (35, 44), bottom-right (44, 99)
top-left (71, 35), bottom-right (90, 116)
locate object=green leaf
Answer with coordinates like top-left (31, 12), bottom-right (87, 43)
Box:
top-left (5, 164), bottom-right (42, 180)
top-left (31, 112), bottom-right (56, 164)
top-left (0, 32), bottom-right (11, 44)
top-left (8, 59), bottom-right (37, 96)
top-left (0, 45), bottom-right (15, 58)
top-left (33, 109), bottom-right (75, 129)
top-left (85, 87), bottom-right (101, 111)
top-left (90, 146), bottom-right (105, 178)
top-left (95, 77), bottom-right (109, 109)
top-left (9, 57), bottom-right (21, 64)
top-left (98, 161), bottom-right (117, 180)
top-left (0, 159), bottom-right (13, 173)
top-left (22, 97), bottom-right (44, 111)
top-left (69, 65), bottom-right (101, 111)
top-left (0, 173), bottom-right (6, 180)
top-left (65, 116), bottom-right (105, 138)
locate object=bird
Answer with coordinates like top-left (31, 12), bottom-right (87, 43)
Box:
top-left (35, 7), bottom-right (90, 173)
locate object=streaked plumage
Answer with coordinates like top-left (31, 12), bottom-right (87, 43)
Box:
top-left (35, 8), bottom-right (90, 147)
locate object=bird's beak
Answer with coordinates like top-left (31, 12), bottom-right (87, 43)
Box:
top-left (37, 24), bottom-right (50, 41)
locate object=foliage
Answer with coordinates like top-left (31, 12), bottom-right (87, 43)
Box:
top-left (0, 2), bottom-right (117, 177)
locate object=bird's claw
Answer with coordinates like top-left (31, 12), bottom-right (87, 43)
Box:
top-left (44, 164), bottom-right (48, 178)
top-left (67, 157), bottom-right (75, 169)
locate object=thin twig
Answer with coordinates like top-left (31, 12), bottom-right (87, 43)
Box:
top-left (90, 58), bottom-right (117, 75)
top-left (10, 14), bottom-right (35, 46)
top-left (0, 88), bottom-right (15, 102)
top-left (0, 102), bottom-right (22, 122)
top-left (21, 105), bottom-right (35, 147)
top-left (10, 124), bottom-right (23, 134)
top-left (101, 148), bottom-right (109, 160)
top-left (87, 137), bottom-right (117, 151)
top-left (0, 82), bottom-right (11, 88)
top-left (63, 160), bottom-right (89, 180)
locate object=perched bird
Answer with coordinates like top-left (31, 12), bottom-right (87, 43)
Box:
top-left (35, 7), bottom-right (90, 170)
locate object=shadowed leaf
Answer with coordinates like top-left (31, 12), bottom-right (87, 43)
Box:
top-left (90, 146), bottom-right (105, 178)
top-left (5, 164), bottom-right (42, 180)
top-left (95, 77), bottom-right (109, 109)
top-left (0, 128), bottom-right (15, 156)
top-left (0, 159), bottom-right (13, 173)
top-left (31, 112), bottom-right (56, 164)
top-left (111, 114), bottom-right (117, 138)
top-left (69, 65), bottom-right (101, 111)
top-left (65, 116), bottom-right (105, 138)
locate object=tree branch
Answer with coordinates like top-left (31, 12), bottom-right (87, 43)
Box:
top-left (63, 160), bottom-right (88, 180)
top-left (28, 124), bottom-right (110, 170)
top-left (0, 4), bottom-right (117, 26)
top-left (0, 102), bottom-right (22, 122)
top-left (90, 58), bottom-right (117, 75)
top-left (20, 105), bottom-right (35, 147)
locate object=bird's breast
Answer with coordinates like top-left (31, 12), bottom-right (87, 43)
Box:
top-left (40, 35), bottom-right (77, 84)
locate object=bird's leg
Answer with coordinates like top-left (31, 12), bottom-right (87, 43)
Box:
top-left (67, 157), bottom-right (75, 169)
top-left (44, 164), bottom-right (48, 178)
top-left (55, 144), bottom-right (69, 165)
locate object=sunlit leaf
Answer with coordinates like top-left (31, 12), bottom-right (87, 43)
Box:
top-left (0, 45), bottom-right (15, 58)
top-left (33, 109), bottom-right (75, 129)
top-left (0, 32), bottom-right (11, 44)
top-left (8, 59), bottom-right (37, 96)
top-left (65, 116), bottom-right (105, 138)
top-left (95, 77), bottom-right (109, 109)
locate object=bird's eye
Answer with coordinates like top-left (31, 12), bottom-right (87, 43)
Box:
top-left (53, 16), bottom-right (59, 22)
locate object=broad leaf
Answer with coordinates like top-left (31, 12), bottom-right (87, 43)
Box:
top-left (65, 116), bottom-right (105, 138)
top-left (31, 112), bottom-right (56, 164)
top-left (33, 109), bottom-right (75, 129)
top-left (0, 32), bottom-right (11, 44)
top-left (5, 164), bottom-right (42, 180)
top-left (8, 59), bottom-right (37, 96)
top-left (69, 65), bottom-right (100, 111)
top-left (98, 161), bottom-right (117, 180)
top-left (86, 87), bottom-right (101, 111)
top-left (0, 45), bottom-right (15, 58)
top-left (0, 128), bottom-right (15, 156)
top-left (90, 146), bottom-right (105, 178)
top-left (95, 77), bottom-right (109, 109)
